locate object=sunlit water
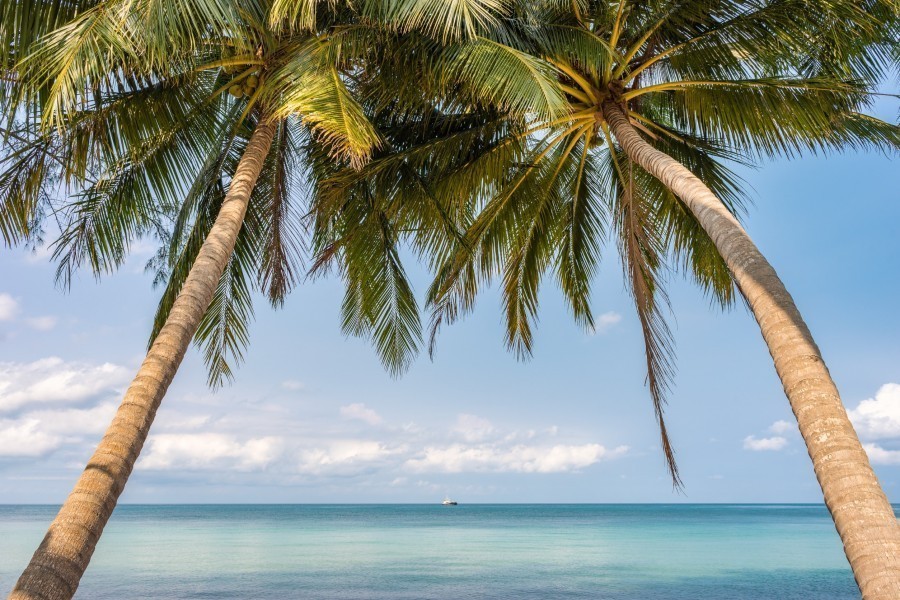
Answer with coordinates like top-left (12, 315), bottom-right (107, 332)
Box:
top-left (0, 504), bottom-right (868, 599)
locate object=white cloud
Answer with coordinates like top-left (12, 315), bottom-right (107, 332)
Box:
top-left (405, 443), bottom-right (627, 473)
top-left (0, 402), bottom-right (117, 458)
top-left (25, 316), bottom-right (58, 331)
top-left (589, 311), bottom-right (623, 335)
top-left (0, 369), bottom-right (628, 487)
top-left (849, 384), bottom-right (900, 440)
top-left (340, 403), bottom-right (383, 426)
top-left (769, 420), bottom-right (794, 434)
top-left (863, 444), bottom-right (900, 465)
top-left (0, 357), bottom-right (130, 412)
top-left (743, 435), bottom-right (788, 451)
top-left (0, 294), bottom-right (19, 321)
top-left (138, 433), bottom-right (283, 471)
top-left (297, 440), bottom-right (402, 474)
top-left (26, 402), bottom-right (118, 436)
top-left (0, 419), bottom-right (62, 457)
top-left (453, 414), bottom-right (495, 442)
top-left (281, 380), bottom-right (304, 391)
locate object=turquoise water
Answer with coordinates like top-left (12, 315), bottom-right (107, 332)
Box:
top-left (0, 505), bottom-right (865, 599)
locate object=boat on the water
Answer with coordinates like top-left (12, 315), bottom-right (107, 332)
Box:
top-left (442, 497), bottom-right (458, 506)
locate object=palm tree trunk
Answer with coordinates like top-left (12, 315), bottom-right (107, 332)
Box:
top-left (602, 100), bottom-right (900, 599)
top-left (9, 120), bottom-right (277, 600)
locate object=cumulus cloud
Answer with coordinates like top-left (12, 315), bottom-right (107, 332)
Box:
top-left (863, 444), bottom-right (900, 465)
top-left (1, 377), bottom-right (626, 489)
top-left (589, 311), bottom-right (623, 335)
top-left (297, 440), bottom-right (403, 474)
top-left (743, 435), bottom-right (788, 451)
top-left (0, 357), bottom-right (130, 412)
top-left (0, 294), bottom-right (19, 321)
top-left (138, 433), bottom-right (283, 471)
top-left (26, 402), bottom-right (118, 436)
top-left (281, 380), bottom-right (304, 391)
top-left (849, 384), bottom-right (900, 440)
top-left (0, 402), bottom-right (119, 459)
top-left (25, 316), bottom-right (58, 331)
top-left (405, 443), bottom-right (627, 474)
top-left (769, 420), bottom-right (794, 434)
top-left (340, 403), bottom-right (383, 426)
top-left (0, 419), bottom-right (62, 457)
top-left (453, 414), bottom-right (495, 442)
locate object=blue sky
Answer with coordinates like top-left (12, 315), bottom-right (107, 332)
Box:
top-left (1, 101), bottom-right (898, 504)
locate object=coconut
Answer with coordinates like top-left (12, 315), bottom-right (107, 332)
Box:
top-left (246, 75), bottom-right (259, 88)
top-left (228, 85), bottom-right (243, 98)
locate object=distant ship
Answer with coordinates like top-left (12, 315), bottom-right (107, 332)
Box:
top-left (442, 497), bottom-right (458, 506)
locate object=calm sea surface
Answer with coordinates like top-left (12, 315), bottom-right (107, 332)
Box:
top-left (0, 504), bottom-right (871, 599)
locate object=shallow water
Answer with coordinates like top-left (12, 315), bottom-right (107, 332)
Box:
top-left (0, 504), bottom-right (868, 599)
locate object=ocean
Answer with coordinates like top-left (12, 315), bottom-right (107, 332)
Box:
top-left (0, 504), bottom-right (864, 599)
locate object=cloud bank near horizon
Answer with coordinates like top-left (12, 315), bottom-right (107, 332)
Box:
top-left (0, 358), bottom-right (626, 490)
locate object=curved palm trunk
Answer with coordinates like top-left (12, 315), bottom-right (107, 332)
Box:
top-left (602, 100), bottom-right (900, 599)
top-left (9, 121), bottom-right (277, 600)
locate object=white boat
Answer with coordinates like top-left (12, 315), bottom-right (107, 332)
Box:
top-left (441, 497), bottom-right (458, 506)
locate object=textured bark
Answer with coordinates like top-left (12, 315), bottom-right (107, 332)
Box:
top-left (9, 120), bottom-right (277, 600)
top-left (603, 100), bottom-right (900, 599)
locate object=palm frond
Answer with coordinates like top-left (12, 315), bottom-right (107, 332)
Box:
top-left (194, 222), bottom-right (259, 389)
top-left (336, 208), bottom-right (423, 376)
top-left (368, 0), bottom-right (510, 42)
top-left (256, 119), bottom-right (308, 307)
top-left (0, 127), bottom-right (62, 246)
top-left (266, 39), bottom-right (381, 167)
top-left (606, 141), bottom-right (681, 488)
top-left (435, 38), bottom-right (569, 120)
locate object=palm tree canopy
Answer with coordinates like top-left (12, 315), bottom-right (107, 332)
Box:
top-left (312, 0), bottom-right (899, 484)
top-left (0, 0), bottom-right (560, 382)
top-left (2, 0), bottom-right (897, 481)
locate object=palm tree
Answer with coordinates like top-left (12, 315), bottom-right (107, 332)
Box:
top-left (2, 2), bottom-right (553, 597)
top-left (332, 1), bottom-right (900, 596)
top-left (1, 2), bottom-right (376, 598)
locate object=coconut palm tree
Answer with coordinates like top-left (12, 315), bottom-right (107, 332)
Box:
top-left (1, 2), bottom-right (556, 598)
top-left (0, 2), bottom-right (381, 598)
top-left (327, 1), bottom-right (900, 596)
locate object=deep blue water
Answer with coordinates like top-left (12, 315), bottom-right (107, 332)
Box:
top-left (0, 504), bottom-right (866, 599)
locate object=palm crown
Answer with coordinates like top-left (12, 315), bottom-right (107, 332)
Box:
top-left (0, 0), bottom-right (555, 382)
top-left (317, 0), bottom-right (899, 484)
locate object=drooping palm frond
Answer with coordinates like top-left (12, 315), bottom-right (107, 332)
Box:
top-left (51, 76), bottom-right (230, 287)
top-left (317, 195), bottom-right (423, 376)
top-left (554, 128), bottom-right (607, 329)
top-left (607, 145), bottom-right (681, 488)
top-left (256, 118), bottom-right (308, 307)
top-left (195, 214), bottom-right (259, 388)
top-left (0, 126), bottom-right (61, 246)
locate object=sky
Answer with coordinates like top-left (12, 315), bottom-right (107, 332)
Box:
top-left (1, 101), bottom-right (898, 505)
